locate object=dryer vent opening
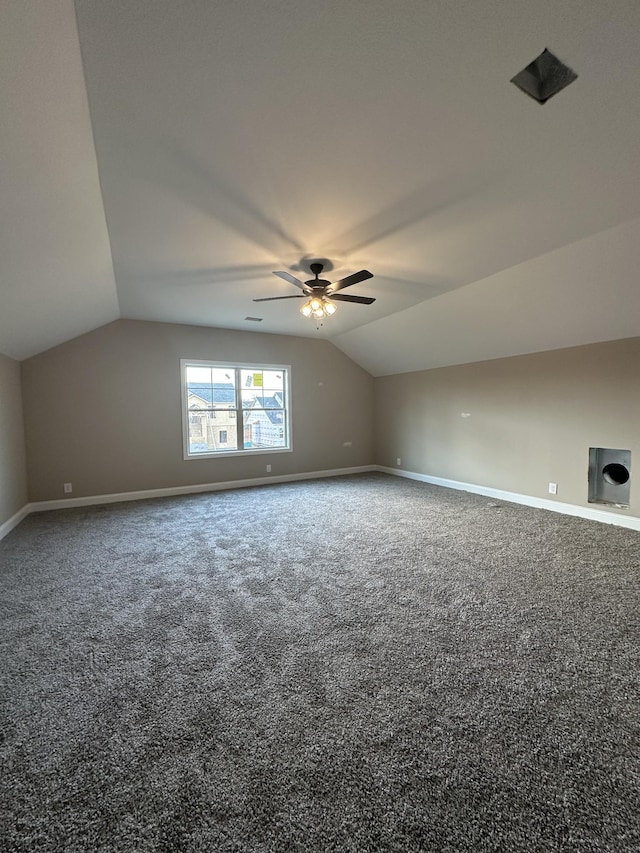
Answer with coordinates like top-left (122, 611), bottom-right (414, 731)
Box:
top-left (602, 463), bottom-right (630, 486)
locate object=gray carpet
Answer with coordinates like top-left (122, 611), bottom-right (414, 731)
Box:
top-left (1, 473), bottom-right (638, 852)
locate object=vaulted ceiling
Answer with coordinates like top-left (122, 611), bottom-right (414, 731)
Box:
top-left (2, 0), bottom-right (640, 374)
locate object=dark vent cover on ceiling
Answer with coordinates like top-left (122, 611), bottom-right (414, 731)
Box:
top-left (244, 316), bottom-right (263, 322)
top-left (511, 48), bottom-right (578, 104)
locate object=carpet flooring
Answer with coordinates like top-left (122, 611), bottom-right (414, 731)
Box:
top-left (1, 473), bottom-right (639, 852)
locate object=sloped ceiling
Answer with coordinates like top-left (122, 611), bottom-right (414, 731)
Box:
top-left (0, 0), bottom-right (119, 360)
top-left (2, 0), bottom-right (640, 373)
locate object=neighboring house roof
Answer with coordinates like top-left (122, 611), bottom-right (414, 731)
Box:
top-left (246, 396), bottom-right (284, 425)
top-left (187, 383), bottom-right (235, 405)
top-left (265, 410), bottom-right (284, 425)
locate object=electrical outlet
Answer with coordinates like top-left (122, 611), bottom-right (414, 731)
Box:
top-left (63, 483), bottom-right (73, 494)
top-left (396, 458), bottom-right (401, 466)
top-left (266, 464), bottom-right (271, 473)
top-left (548, 482), bottom-right (557, 495)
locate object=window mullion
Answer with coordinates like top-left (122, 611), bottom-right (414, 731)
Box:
top-left (234, 368), bottom-right (243, 450)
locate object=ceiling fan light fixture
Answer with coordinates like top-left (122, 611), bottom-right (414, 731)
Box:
top-left (300, 294), bottom-right (338, 319)
top-left (262, 261), bottom-right (374, 320)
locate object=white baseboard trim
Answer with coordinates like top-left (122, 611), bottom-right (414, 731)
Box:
top-left (0, 504), bottom-right (32, 542)
top-left (27, 465), bottom-right (377, 514)
top-left (7, 465), bottom-right (638, 533)
top-left (376, 466), bottom-right (640, 532)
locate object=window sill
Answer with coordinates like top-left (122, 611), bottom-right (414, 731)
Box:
top-left (183, 447), bottom-right (293, 461)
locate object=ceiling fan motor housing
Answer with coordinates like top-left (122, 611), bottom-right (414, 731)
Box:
top-left (307, 262), bottom-right (331, 290)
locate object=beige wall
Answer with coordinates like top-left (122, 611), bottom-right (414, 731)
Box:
top-left (375, 337), bottom-right (640, 519)
top-left (21, 320), bottom-right (374, 501)
top-left (0, 353), bottom-right (28, 525)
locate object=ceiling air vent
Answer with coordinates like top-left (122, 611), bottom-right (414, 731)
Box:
top-left (245, 316), bottom-right (263, 322)
top-left (511, 48), bottom-right (577, 104)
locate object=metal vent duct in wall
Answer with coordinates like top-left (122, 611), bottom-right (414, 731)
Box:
top-left (588, 447), bottom-right (631, 508)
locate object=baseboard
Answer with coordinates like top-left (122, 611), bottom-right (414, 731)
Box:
top-left (27, 465), bottom-right (377, 514)
top-left (376, 466), bottom-right (640, 532)
top-left (0, 504), bottom-right (32, 542)
top-left (8, 465), bottom-right (639, 533)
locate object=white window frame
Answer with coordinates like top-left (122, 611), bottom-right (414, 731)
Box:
top-left (180, 359), bottom-right (292, 460)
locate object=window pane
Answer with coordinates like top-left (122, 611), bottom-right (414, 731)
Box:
top-left (262, 391), bottom-right (284, 409)
top-left (210, 369), bottom-right (235, 398)
top-left (186, 365), bottom-right (236, 410)
top-left (262, 370), bottom-right (284, 392)
top-left (186, 365), bottom-right (212, 384)
top-left (242, 409), bottom-right (287, 449)
top-left (187, 385), bottom-right (214, 410)
top-left (241, 369), bottom-right (263, 389)
top-left (188, 408), bottom-right (238, 453)
top-left (240, 374), bottom-right (285, 408)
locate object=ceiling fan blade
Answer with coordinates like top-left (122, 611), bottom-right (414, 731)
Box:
top-left (253, 294), bottom-right (306, 302)
top-left (330, 293), bottom-right (376, 305)
top-left (273, 270), bottom-right (307, 290)
top-left (329, 269), bottom-right (373, 292)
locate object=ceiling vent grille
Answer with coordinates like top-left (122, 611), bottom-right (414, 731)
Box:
top-left (511, 48), bottom-right (578, 104)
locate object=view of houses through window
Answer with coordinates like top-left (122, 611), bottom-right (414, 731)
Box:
top-left (182, 361), bottom-right (290, 457)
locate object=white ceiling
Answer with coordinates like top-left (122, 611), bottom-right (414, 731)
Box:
top-left (2, 0), bottom-right (640, 373)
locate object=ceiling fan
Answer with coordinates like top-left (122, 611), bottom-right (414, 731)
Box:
top-left (253, 263), bottom-right (375, 319)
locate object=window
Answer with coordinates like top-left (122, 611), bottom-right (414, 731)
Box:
top-left (181, 360), bottom-right (291, 458)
